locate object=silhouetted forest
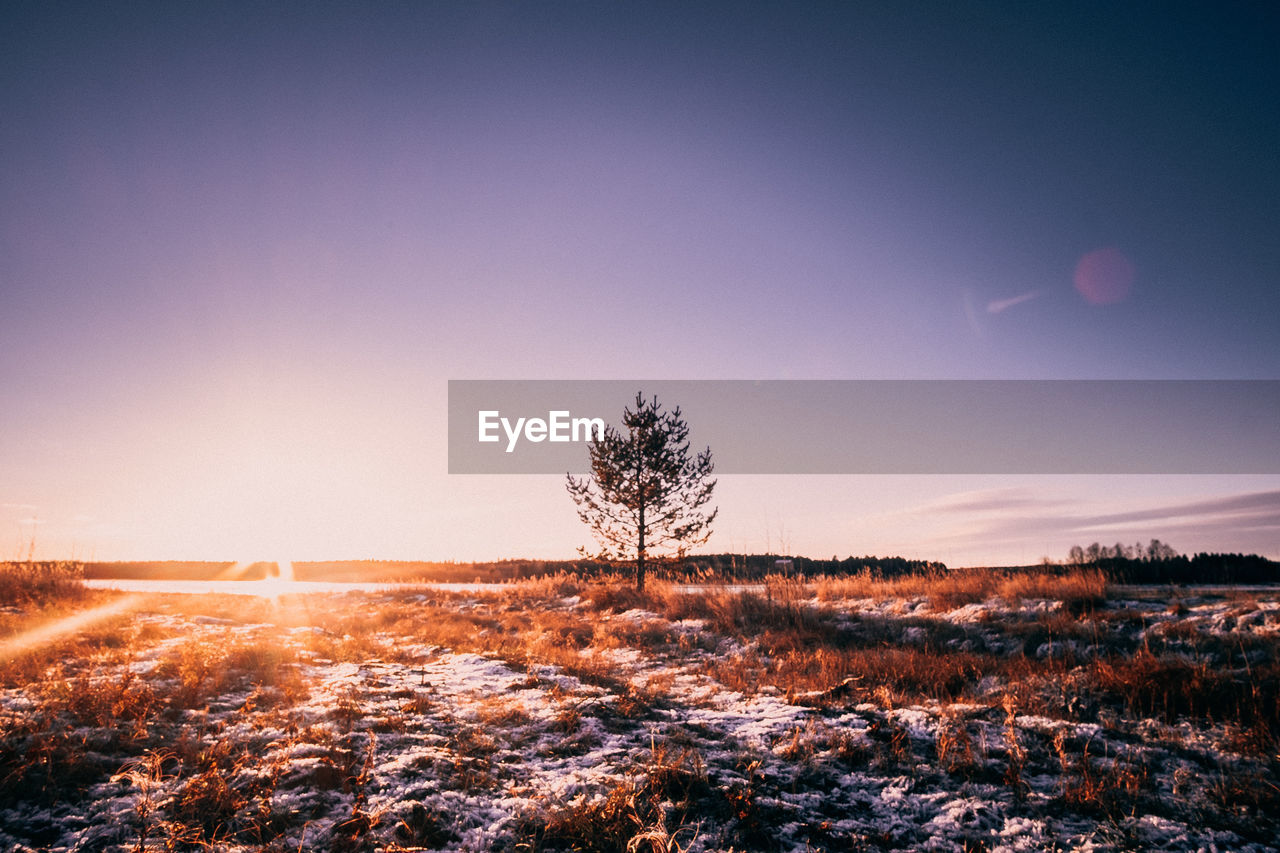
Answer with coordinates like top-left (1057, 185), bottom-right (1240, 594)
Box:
top-left (77, 545), bottom-right (1278, 585)
top-left (84, 561), bottom-right (244, 580)
top-left (295, 555), bottom-right (949, 582)
top-left (678, 554), bottom-right (947, 579)
top-left (81, 555), bottom-right (943, 582)
top-left (1064, 540), bottom-right (1280, 585)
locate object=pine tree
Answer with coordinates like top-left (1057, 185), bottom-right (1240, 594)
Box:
top-left (566, 393), bottom-right (717, 591)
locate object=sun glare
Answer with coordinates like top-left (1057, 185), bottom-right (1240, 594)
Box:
top-left (255, 558), bottom-right (296, 600)
top-left (0, 594), bottom-right (143, 659)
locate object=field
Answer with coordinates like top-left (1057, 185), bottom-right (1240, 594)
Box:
top-left (2, 563), bottom-right (1279, 851)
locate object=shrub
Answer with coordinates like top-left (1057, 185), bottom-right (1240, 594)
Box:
top-left (0, 561), bottom-right (86, 607)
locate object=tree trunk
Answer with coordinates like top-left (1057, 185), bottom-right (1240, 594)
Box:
top-left (636, 505), bottom-right (646, 593)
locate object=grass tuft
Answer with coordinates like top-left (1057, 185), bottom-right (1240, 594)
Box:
top-left (0, 561), bottom-right (87, 607)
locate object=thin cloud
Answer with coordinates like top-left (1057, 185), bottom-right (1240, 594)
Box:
top-left (986, 290), bottom-right (1039, 314)
top-left (955, 490), bottom-right (1280, 549)
top-left (916, 487), bottom-right (1075, 515)
top-left (1075, 491), bottom-right (1280, 528)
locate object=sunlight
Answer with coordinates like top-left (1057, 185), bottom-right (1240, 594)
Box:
top-left (213, 561), bottom-right (252, 581)
top-left (0, 593), bottom-right (143, 659)
top-left (255, 558), bottom-right (297, 601)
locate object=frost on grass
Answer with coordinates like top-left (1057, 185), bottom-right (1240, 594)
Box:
top-left (0, 578), bottom-right (1278, 851)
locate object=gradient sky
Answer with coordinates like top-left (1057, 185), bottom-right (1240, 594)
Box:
top-left (2, 2), bottom-right (1278, 564)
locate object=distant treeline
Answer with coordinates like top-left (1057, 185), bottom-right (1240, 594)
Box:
top-left (78, 548), bottom-right (1280, 585)
top-left (84, 561), bottom-right (247, 580)
top-left (83, 555), bottom-right (945, 582)
top-left (292, 560), bottom-right (594, 583)
top-left (676, 554), bottom-right (947, 579)
top-left (295, 555), bottom-right (946, 582)
top-left (1064, 540), bottom-right (1280, 585)
top-left (82, 560), bottom-right (609, 583)
top-left (1089, 553), bottom-right (1279, 585)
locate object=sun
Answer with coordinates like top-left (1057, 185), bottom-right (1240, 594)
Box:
top-left (214, 558), bottom-right (299, 598)
top-left (250, 558), bottom-right (297, 600)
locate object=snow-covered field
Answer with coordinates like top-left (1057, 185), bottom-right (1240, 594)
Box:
top-left (2, 577), bottom-right (1278, 851)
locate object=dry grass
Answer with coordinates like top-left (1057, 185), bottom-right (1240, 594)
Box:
top-left (0, 561), bottom-right (87, 607)
top-left (514, 740), bottom-right (712, 853)
top-left (1, 570), bottom-right (1277, 850)
top-left (812, 565), bottom-right (1109, 612)
top-left (1090, 651), bottom-right (1280, 739)
top-left (1052, 729), bottom-right (1153, 819)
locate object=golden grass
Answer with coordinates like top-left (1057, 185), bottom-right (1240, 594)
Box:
top-left (0, 560), bottom-right (87, 607)
top-left (1052, 728), bottom-right (1153, 818)
top-left (1, 570), bottom-right (1277, 850)
top-left (812, 566), bottom-right (1109, 611)
top-left (1090, 651), bottom-right (1280, 736)
top-left (515, 740), bottom-right (711, 853)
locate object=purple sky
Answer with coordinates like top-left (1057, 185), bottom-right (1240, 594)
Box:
top-left (2, 2), bottom-right (1277, 563)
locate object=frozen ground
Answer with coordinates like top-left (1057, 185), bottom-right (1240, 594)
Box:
top-left (1, 580), bottom-right (1278, 851)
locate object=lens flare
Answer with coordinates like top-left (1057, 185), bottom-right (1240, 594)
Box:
top-left (0, 594), bottom-right (143, 659)
top-left (1074, 247), bottom-right (1135, 305)
top-left (257, 559), bottom-right (297, 601)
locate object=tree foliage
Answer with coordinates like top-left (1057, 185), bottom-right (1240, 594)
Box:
top-left (566, 393), bottom-right (717, 591)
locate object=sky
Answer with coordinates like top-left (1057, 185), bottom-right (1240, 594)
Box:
top-left (2, 1), bottom-right (1278, 565)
